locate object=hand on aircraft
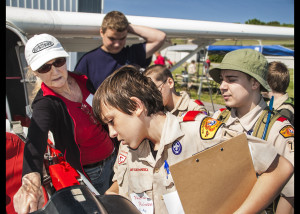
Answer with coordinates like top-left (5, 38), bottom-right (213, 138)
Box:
top-left (13, 172), bottom-right (45, 214)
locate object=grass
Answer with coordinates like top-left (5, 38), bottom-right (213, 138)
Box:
top-left (212, 39), bottom-right (294, 49)
top-left (172, 64), bottom-right (294, 105)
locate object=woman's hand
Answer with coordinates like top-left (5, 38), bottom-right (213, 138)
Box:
top-left (13, 172), bottom-right (45, 214)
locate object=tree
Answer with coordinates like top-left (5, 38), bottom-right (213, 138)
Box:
top-left (245, 18), bottom-right (265, 25)
top-left (245, 18), bottom-right (294, 27)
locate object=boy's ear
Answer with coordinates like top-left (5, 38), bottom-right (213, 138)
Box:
top-left (100, 28), bottom-right (104, 37)
top-left (168, 77), bottom-right (175, 88)
top-left (251, 78), bottom-right (260, 90)
top-left (130, 97), bottom-right (145, 116)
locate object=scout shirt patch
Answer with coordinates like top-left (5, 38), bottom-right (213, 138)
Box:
top-left (118, 150), bottom-right (128, 164)
top-left (200, 117), bottom-right (223, 140)
top-left (279, 125), bottom-right (294, 138)
top-left (172, 140), bottom-right (182, 155)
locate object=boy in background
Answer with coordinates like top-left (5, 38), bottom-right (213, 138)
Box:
top-left (143, 64), bottom-right (208, 116)
top-left (75, 11), bottom-right (166, 89)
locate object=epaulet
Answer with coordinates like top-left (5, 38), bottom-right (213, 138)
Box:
top-left (194, 100), bottom-right (204, 106)
top-left (183, 111), bottom-right (206, 121)
top-left (219, 108), bottom-right (227, 112)
top-left (277, 117), bottom-right (288, 122)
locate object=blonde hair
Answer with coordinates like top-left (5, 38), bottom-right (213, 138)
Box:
top-left (101, 11), bottom-right (129, 33)
top-left (26, 67), bottom-right (42, 103)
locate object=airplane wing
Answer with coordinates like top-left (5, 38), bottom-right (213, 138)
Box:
top-left (6, 6), bottom-right (294, 52)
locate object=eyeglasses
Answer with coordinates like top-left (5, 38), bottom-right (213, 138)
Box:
top-left (157, 79), bottom-right (167, 91)
top-left (37, 58), bottom-right (66, 73)
top-left (80, 103), bottom-right (99, 125)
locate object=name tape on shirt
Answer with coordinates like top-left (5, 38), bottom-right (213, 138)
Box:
top-left (200, 117), bottom-right (223, 140)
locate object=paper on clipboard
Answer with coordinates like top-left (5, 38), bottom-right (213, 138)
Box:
top-left (169, 133), bottom-right (257, 214)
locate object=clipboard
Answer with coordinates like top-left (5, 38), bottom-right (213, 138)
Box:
top-left (169, 133), bottom-right (257, 214)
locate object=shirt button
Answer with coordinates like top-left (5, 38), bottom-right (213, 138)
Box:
top-left (154, 168), bottom-right (160, 173)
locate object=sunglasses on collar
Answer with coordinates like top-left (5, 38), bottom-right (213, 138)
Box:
top-left (37, 57), bottom-right (66, 73)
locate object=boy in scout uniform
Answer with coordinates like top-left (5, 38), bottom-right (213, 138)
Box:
top-left (143, 64), bottom-right (208, 117)
top-left (265, 61), bottom-right (294, 126)
top-left (92, 65), bottom-right (293, 214)
top-left (209, 49), bottom-right (294, 214)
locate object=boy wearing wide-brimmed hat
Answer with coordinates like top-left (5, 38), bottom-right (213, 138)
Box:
top-left (210, 48), bottom-right (294, 213)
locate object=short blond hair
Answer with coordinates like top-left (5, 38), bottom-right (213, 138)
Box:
top-left (101, 11), bottom-right (129, 33)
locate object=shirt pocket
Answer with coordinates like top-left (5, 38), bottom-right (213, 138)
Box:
top-left (128, 167), bottom-right (153, 193)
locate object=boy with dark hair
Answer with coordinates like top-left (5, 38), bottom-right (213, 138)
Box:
top-left (92, 65), bottom-right (293, 214)
top-left (143, 64), bottom-right (208, 116)
top-left (266, 61), bottom-right (294, 125)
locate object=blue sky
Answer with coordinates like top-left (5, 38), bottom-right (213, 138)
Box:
top-left (103, 0), bottom-right (294, 25)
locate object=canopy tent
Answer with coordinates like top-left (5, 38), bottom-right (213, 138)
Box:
top-left (207, 45), bottom-right (294, 56)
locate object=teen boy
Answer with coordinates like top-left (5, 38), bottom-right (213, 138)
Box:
top-left (75, 10), bottom-right (166, 89)
top-left (209, 49), bottom-right (294, 214)
top-left (92, 65), bottom-right (293, 214)
top-left (143, 64), bottom-right (208, 117)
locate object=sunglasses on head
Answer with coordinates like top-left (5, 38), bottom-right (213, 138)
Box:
top-left (37, 57), bottom-right (66, 73)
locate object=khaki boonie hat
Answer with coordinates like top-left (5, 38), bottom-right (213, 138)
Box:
top-left (209, 48), bottom-right (271, 91)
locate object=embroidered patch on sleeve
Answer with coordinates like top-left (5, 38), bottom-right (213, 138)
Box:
top-left (200, 117), bottom-right (223, 140)
top-left (279, 125), bottom-right (294, 138)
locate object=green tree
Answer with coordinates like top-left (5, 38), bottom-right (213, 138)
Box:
top-left (267, 21), bottom-right (281, 26)
top-left (245, 18), bottom-right (265, 25)
top-left (245, 18), bottom-right (294, 27)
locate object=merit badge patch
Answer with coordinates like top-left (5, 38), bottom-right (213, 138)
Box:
top-left (200, 117), bottom-right (223, 140)
top-left (118, 153), bottom-right (127, 164)
top-left (172, 140), bottom-right (182, 155)
top-left (280, 125), bottom-right (294, 138)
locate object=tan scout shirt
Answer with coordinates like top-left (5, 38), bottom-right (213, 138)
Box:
top-left (212, 97), bottom-right (294, 197)
top-left (267, 93), bottom-right (294, 113)
top-left (170, 91), bottom-right (208, 117)
top-left (113, 112), bottom-right (278, 214)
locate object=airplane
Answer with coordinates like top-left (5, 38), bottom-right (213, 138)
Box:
top-left (6, 6), bottom-right (294, 213)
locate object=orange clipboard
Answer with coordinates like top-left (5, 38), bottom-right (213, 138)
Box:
top-left (169, 133), bottom-right (257, 214)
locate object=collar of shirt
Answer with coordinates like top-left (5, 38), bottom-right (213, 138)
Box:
top-left (130, 112), bottom-right (184, 164)
top-left (268, 93), bottom-right (289, 110)
top-left (171, 91), bottom-right (190, 113)
top-left (41, 72), bottom-right (88, 97)
top-left (226, 97), bottom-right (267, 132)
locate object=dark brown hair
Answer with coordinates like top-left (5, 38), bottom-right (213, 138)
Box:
top-left (267, 61), bottom-right (290, 93)
top-left (92, 65), bottom-right (164, 123)
top-left (143, 64), bottom-right (174, 82)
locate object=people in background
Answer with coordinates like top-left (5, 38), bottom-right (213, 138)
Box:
top-left (164, 56), bottom-right (173, 68)
top-left (154, 51), bottom-right (165, 65)
top-left (75, 10), bottom-right (166, 89)
top-left (92, 65), bottom-right (293, 214)
top-left (143, 64), bottom-right (208, 116)
top-left (209, 49), bottom-right (294, 214)
top-left (13, 34), bottom-right (115, 213)
top-left (187, 60), bottom-right (197, 89)
top-left (264, 61), bottom-right (294, 126)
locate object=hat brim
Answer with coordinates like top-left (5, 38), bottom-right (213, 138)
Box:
top-left (31, 50), bottom-right (69, 71)
top-left (209, 64), bottom-right (271, 92)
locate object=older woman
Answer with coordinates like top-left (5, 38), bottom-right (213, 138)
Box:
top-left (13, 34), bottom-right (115, 213)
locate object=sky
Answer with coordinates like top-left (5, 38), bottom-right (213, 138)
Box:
top-left (103, 0), bottom-right (294, 25)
